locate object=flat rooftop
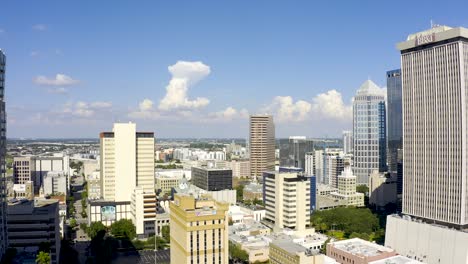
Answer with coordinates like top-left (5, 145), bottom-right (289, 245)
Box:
top-left (369, 255), bottom-right (424, 264)
top-left (331, 238), bottom-right (394, 257)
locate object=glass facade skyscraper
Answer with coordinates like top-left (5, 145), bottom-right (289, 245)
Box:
top-left (0, 50), bottom-right (7, 259)
top-left (386, 69), bottom-right (402, 173)
top-left (279, 136), bottom-right (314, 170)
top-left (352, 80), bottom-right (387, 185)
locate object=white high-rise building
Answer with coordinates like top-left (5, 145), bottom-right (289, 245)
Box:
top-left (342, 130), bottom-right (353, 154)
top-left (352, 80), bottom-right (387, 185)
top-left (398, 26), bottom-right (468, 227)
top-left (100, 123), bottom-right (155, 202)
top-left (305, 152), bottom-right (315, 176)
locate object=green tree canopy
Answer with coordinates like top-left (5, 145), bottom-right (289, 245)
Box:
top-left (229, 241), bottom-right (249, 262)
top-left (110, 219), bottom-right (136, 240)
top-left (36, 251), bottom-right (51, 264)
top-left (356, 184), bottom-right (369, 194)
top-left (161, 225), bottom-right (170, 241)
top-left (87, 222), bottom-right (107, 239)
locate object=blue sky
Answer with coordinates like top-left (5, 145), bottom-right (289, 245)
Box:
top-left (1, 1), bottom-right (467, 138)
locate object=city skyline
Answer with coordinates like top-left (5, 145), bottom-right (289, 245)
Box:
top-left (1, 1), bottom-right (468, 138)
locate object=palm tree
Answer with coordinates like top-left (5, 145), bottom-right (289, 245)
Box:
top-left (36, 251), bottom-right (51, 264)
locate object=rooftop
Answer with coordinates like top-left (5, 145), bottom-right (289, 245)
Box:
top-left (331, 238), bottom-right (394, 257)
top-left (272, 239), bottom-right (320, 256)
top-left (369, 255), bottom-right (424, 264)
top-left (356, 80), bottom-right (385, 97)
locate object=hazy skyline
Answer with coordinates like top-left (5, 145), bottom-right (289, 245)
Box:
top-left (1, 1), bottom-right (468, 138)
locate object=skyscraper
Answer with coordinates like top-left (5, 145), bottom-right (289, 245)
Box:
top-left (249, 115), bottom-right (275, 178)
top-left (398, 26), bottom-right (468, 227)
top-left (100, 123), bottom-right (155, 202)
top-left (352, 80), bottom-right (387, 185)
top-left (386, 69), bottom-right (402, 173)
top-left (279, 136), bottom-right (314, 170)
top-left (0, 50), bottom-right (7, 260)
top-left (342, 130), bottom-right (353, 154)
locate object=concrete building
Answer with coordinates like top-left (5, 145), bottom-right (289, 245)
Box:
top-left (250, 115), bottom-right (275, 178)
top-left (385, 214), bottom-right (468, 264)
top-left (42, 171), bottom-right (68, 196)
top-left (398, 25), bottom-right (468, 228)
top-left (229, 205), bottom-right (266, 223)
top-left (226, 159), bottom-right (250, 178)
top-left (342, 131), bottom-right (353, 154)
top-left (13, 156), bottom-right (35, 184)
top-left (88, 200), bottom-right (132, 227)
top-left (172, 178), bottom-right (237, 205)
top-left (327, 155), bottom-right (345, 188)
top-left (169, 193), bottom-right (229, 264)
top-left (279, 137), bottom-right (315, 170)
top-left (87, 171), bottom-right (101, 200)
top-left (191, 166), bottom-right (232, 191)
top-left (368, 256), bottom-right (423, 264)
top-left (305, 152), bottom-right (315, 177)
top-left (353, 80), bottom-right (387, 185)
top-left (9, 181), bottom-right (34, 200)
top-left (321, 149), bottom-right (343, 185)
top-left (100, 123), bottom-right (155, 202)
top-left (7, 199), bottom-right (61, 264)
top-left (0, 50), bottom-right (6, 260)
top-left (131, 187), bottom-right (157, 236)
top-left (80, 159), bottom-right (99, 180)
top-left (327, 238), bottom-right (396, 264)
top-left (270, 240), bottom-right (325, 264)
top-left (313, 150), bottom-right (324, 182)
top-left (243, 182), bottom-right (263, 201)
top-left (263, 171), bottom-right (312, 232)
top-left (155, 172), bottom-right (183, 195)
top-left (368, 171), bottom-right (397, 208)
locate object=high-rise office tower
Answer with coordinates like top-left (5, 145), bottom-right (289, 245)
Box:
top-left (0, 50), bottom-right (7, 260)
top-left (386, 69), bottom-right (402, 173)
top-left (398, 26), bottom-right (468, 227)
top-left (279, 136), bottom-right (314, 170)
top-left (249, 115), bottom-right (275, 178)
top-left (170, 193), bottom-right (229, 264)
top-left (342, 130), bottom-right (353, 154)
top-left (191, 167), bottom-right (233, 191)
top-left (100, 123), bottom-right (155, 202)
top-left (352, 80), bottom-right (387, 185)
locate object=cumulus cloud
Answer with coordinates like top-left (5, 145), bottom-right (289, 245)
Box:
top-left (62, 101), bottom-right (112, 118)
top-left (265, 96), bottom-right (312, 122)
top-left (32, 24), bottom-right (47, 31)
top-left (158, 61), bottom-right (210, 111)
top-left (311, 90), bottom-right (352, 120)
top-left (34, 74), bottom-right (80, 86)
top-left (208, 107), bottom-right (249, 121)
top-left (128, 99), bottom-right (160, 120)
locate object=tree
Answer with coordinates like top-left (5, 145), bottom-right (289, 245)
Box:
top-left (356, 185), bottom-right (369, 194)
top-left (161, 225), bottom-right (170, 241)
top-left (229, 241), bottom-right (249, 263)
top-left (36, 251), bottom-right (51, 264)
top-left (87, 222), bottom-right (107, 239)
top-left (110, 219), bottom-right (136, 240)
top-left (320, 238), bottom-right (331, 254)
top-left (69, 218), bottom-right (77, 229)
top-left (235, 185), bottom-right (244, 202)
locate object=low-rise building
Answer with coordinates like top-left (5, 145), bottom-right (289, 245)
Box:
top-left (229, 205), bottom-right (266, 224)
top-left (172, 178), bottom-right (236, 205)
top-left (270, 240), bottom-right (325, 264)
top-left (7, 198), bottom-right (61, 264)
top-left (327, 238), bottom-right (396, 264)
top-left (131, 187), bottom-right (157, 237)
top-left (42, 171), bottom-right (68, 196)
top-left (87, 171), bottom-right (101, 200)
top-left (155, 171), bottom-right (184, 195)
top-left (227, 159), bottom-right (251, 178)
top-left (243, 182), bottom-right (263, 201)
top-left (8, 181), bottom-right (34, 200)
top-left (369, 255), bottom-right (424, 264)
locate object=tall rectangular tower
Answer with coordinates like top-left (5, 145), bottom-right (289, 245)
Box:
top-left (352, 80), bottom-right (387, 185)
top-left (342, 130), bottom-right (353, 154)
top-left (386, 69), bottom-right (402, 173)
top-left (249, 115), bottom-right (275, 178)
top-left (398, 26), bottom-right (468, 228)
top-left (100, 123), bottom-right (155, 202)
top-left (0, 50), bottom-right (7, 260)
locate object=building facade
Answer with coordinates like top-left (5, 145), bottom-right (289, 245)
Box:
top-left (249, 115), bottom-right (275, 178)
top-left (226, 160), bottom-right (250, 178)
top-left (398, 26), bottom-right (468, 228)
top-left (279, 137), bottom-right (314, 170)
top-left (369, 171), bottom-right (397, 208)
top-left (100, 123), bottom-right (155, 202)
top-left (13, 157), bottom-right (35, 184)
top-left (342, 130), bottom-right (353, 154)
top-left (191, 167), bottom-right (232, 191)
top-left (170, 193), bottom-right (229, 264)
top-left (386, 69), bottom-right (402, 173)
top-left (263, 171), bottom-right (312, 232)
top-left (270, 240), bottom-right (325, 264)
top-left (327, 238), bottom-right (396, 264)
top-left (42, 171), bottom-right (68, 196)
top-left (0, 50), bottom-right (6, 259)
top-left (352, 80), bottom-right (387, 185)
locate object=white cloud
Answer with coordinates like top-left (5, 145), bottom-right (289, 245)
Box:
top-left (47, 87), bottom-right (68, 94)
top-left (61, 101), bottom-right (113, 118)
top-left (32, 24), bottom-right (47, 31)
top-left (139, 99), bottom-right (154, 111)
top-left (128, 99), bottom-right (160, 120)
top-left (158, 61), bottom-right (210, 111)
top-left (34, 74), bottom-right (80, 86)
top-left (209, 107), bottom-right (249, 121)
top-left (90, 101), bottom-right (112, 108)
top-left (311, 90), bottom-right (352, 120)
top-left (265, 96), bottom-right (312, 122)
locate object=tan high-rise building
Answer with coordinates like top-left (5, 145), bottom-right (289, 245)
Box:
top-left (100, 123), bottom-right (155, 202)
top-left (170, 193), bottom-right (229, 264)
top-left (249, 115), bottom-right (275, 178)
top-left (398, 26), bottom-right (468, 228)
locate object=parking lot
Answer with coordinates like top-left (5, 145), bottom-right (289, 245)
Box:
top-left (112, 249), bottom-right (170, 264)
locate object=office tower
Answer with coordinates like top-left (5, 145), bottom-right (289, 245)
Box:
top-left (321, 148), bottom-right (343, 185)
top-left (305, 152), bottom-right (315, 176)
top-left (170, 193), bottom-right (229, 264)
top-left (7, 199), bottom-right (61, 264)
top-left (386, 69), bottom-right (402, 173)
top-left (226, 159), bottom-right (250, 178)
top-left (249, 115), bottom-right (275, 178)
top-left (263, 171), bottom-right (312, 232)
top-left (352, 80), bottom-right (387, 185)
top-left (398, 26), bottom-right (468, 227)
top-left (279, 136), bottom-right (314, 170)
top-left (0, 50), bottom-right (6, 260)
top-left (313, 150), bottom-right (323, 182)
top-left (100, 123), bottom-right (155, 202)
top-left (396, 149), bottom-right (403, 212)
top-left (327, 155), bottom-right (345, 188)
top-left (342, 130), bottom-right (353, 154)
top-left (13, 157), bottom-right (35, 184)
top-left (191, 167), bottom-right (233, 191)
